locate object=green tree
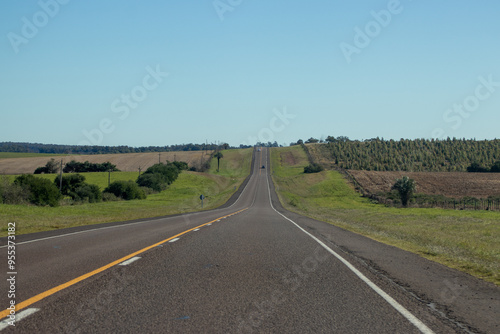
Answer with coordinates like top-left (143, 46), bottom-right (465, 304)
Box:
top-left (104, 180), bottom-right (146, 200)
top-left (56, 174), bottom-right (86, 196)
top-left (74, 184), bottom-right (102, 203)
top-left (14, 175), bottom-right (62, 207)
top-left (34, 158), bottom-right (60, 174)
top-left (305, 137), bottom-right (319, 144)
top-left (136, 173), bottom-right (166, 192)
top-left (214, 152), bottom-right (223, 172)
top-left (391, 176), bottom-right (416, 207)
top-left (490, 161), bottom-right (500, 173)
top-left (304, 163), bottom-right (323, 173)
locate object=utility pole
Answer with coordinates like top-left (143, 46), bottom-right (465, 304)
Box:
top-left (138, 166), bottom-right (142, 176)
top-left (159, 152), bottom-right (161, 164)
top-left (59, 159), bottom-right (63, 191)
top-left (108, 169), bottom-right (111, 187)
top-left (174, 153), bottom-right (176, 162)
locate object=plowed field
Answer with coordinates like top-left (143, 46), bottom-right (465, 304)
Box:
top-left (348, 170), bottom-right (500, 198)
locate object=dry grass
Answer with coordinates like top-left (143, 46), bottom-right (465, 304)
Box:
top-left (0, 151), bottom-right (213, 175)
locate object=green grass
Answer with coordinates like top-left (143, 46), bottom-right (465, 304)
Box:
top-left (0, 148), bottom-right (253, 236)
top-left (0, 152), bottom-right (63, 159)
top-left (3, 171), bottom-right (140, 190)
top-left (271, 146), bottom-right (500, 285)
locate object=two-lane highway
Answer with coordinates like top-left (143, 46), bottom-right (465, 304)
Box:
top-left (0, 148), bottom-right (489, 332)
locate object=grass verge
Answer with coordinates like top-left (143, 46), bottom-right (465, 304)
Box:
top-left (0, 148), bottom-right (252, 236)
top-left (271, 145), bottom-right (500, 285)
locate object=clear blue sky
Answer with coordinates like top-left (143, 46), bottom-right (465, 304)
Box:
top-left (1, 0), bottom-right (499, 147)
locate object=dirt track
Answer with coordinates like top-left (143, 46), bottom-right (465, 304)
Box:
top-left (348, 170), bottom-right (500, 198)
top-left (0, 151), bottom-right (213, 175)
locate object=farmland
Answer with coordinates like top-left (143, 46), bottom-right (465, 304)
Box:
top-left (271, 145), bottom-right (500, 285)
top-left (0, 151), bottom-right (213, 175)
top-left (304, 142), bottom-right (500, 200)
top-left (0, 148), bottom-right (252, 236)
top-left (348, 170), bottom-right (500, 199)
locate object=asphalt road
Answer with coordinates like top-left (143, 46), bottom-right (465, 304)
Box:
top-left (0, 148), bottom-right (498, 333)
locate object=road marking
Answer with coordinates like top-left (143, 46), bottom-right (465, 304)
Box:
top-left (0, 308), bottom-right (40, 330)
top-left (0, 213), bottom-right (197, 248)
top-left (119, 257), bottom-right (141, 266)
top-left (169, 238), bottom-right (180, 243)
top-left (193, 228), bottom-right (200, 231)
top-left (0, 208), bottom-right (248, 321)
top-left (264, 157), bottom-right (435, 334)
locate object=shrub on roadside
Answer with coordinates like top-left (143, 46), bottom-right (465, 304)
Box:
top-left (74, 184), bottom-right (102, 203)
top-left (172, 161), bottom-right (189, 171)
top-left (55, 174), bottom-right (86, 196)
top-left (304, 163), bottom-right (324, 173)
top-left (102, 192), bottom-right (121, 202)
top-left (136, 162), bottom-right (184, 192)
top-left (14, 174), bottom-right (62, 207)
top-left (143, 163), bottom-right (180, 185)
top-left (104, 180), bottom-right (146, 200)
top-left (136, 173), bottom-right (166, 192)
top-left (0, 176), bottom-right (31, 205)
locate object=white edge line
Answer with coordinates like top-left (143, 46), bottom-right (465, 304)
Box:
top-left (118, 257), bottom-right (141, 266)
top-left (264, 150), bottom-right (435, 334)
top-left (0, 308), bottom-right (40, 330)
top-left (1, 149), bottom-right (259, 249)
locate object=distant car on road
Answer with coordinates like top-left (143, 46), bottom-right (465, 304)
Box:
top-left (261, 165), bottom-right (265, 169)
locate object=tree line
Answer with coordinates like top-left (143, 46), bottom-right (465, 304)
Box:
top-left (35, 159), bottom-right (120, 174)
top-left (299, 137), bottom-right (500, 172)
top-left (0, 142), bottom-right (229, 155)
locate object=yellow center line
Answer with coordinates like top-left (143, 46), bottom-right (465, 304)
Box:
top-left (0, 208), bottom-right (248, 320)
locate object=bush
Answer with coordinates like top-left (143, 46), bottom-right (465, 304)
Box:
top-left (490, 161), bottom-right (500, 173)
top-left (74, 184), bottom-right (102, 203)
top-left (102, 192), bottom-right (121, 202)
top-left (63, 160), bottom-right (120, 173)
top-left (55, 174), bottom-right (86, 196)
top-left (137, 162), bottom-right (183, 192)
top-left (14, 175), bottom-right (62, 207)
top-left (34, 158), bottom-right (60, 174)
top-left (304, 163), bottom-right (324, 173)
top-left (467, 162), bottom-right (490, 173)
top-left (136, 173), bottom-right (166, 192)
top-left (0, 176), bottom-right (30, 205)
top-left (172, 161), bottom-right (189, 171)
top-left (143, 163), bottom-right (180, 185)
top-left (104, 180), bottom-right (146, 200)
